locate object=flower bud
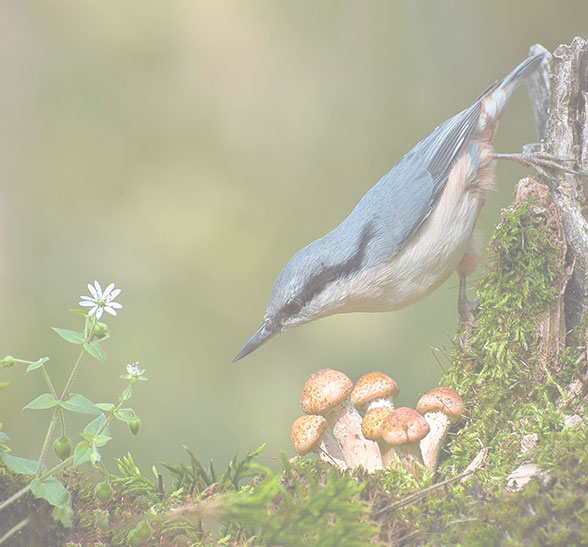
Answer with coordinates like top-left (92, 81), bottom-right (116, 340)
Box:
top-left (94, 480), bottom-right (113, 502)
top-left (93, 322), bottom-right (109, 339)
top-left (128, 417), bottom-right (141, 436)
top-left (1, 356), bottom-right (15, 368)
top-left (127, 519), bottom-right (152, 546)
top-left (53, 435), bottom-right (73, 460)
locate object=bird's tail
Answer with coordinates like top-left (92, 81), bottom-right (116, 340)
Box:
top-left (476, 51), bottom-right (547, 135)
top-left (499, 51), bottom-right (546, 92)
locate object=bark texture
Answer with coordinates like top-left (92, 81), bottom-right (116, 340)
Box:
top-left (526, 37), bottom-right (588, 368)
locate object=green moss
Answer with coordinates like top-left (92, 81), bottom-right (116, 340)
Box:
top-left (0, 463), bottom-right (69, 546)
top-left (390, 196), bottom-right (588, 543)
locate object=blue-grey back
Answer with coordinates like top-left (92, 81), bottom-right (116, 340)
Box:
top-left (325, 52), bottom-right (544, 269)
top-left (268, 53), bottom-right (545, 312)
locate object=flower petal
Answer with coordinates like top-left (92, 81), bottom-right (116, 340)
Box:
top-left (93, 280), bottom-right (103, 298)
top-left (80, 295), bottom-right (95, 302)
top-left (88, 283), bottom-right (99, 299)
top-left (107, 288), bottom-right (121, 301)
top-left (108, 302), bottom-right (123, 310)
top-left (102, 283), bottom-right (115, 299)
top-left (103, 306), bottom-right (118, 316)
top-left (79, 301), bottom-right (95, 307)
top-left (95, 307), bottom-right (104, 319)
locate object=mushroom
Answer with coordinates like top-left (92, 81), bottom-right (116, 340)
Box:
top-left (290, 415), bottom-right (347, 471)
top-left (382, 407), bottom-right (430, 475)
top-left (361, 406), bottom-right (396, 469)
top-left (416, 387), bottom-right (465, 474)
top-left (301, 368), bottom-right (382, 472)
top-left (351, 372), bottom-right (399, 413)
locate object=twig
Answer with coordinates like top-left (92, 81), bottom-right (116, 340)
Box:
top-left (158, 472), bottom-right (164, 502)
top-left (374, 469), bottom-right (473, 516)
top-left (0, 518), bottom-right (29, 546)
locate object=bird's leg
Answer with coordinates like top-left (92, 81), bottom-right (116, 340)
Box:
top-left (493, 151), bottom-right (585, 177)
top-left (458, 272), bottom-right (478, 325)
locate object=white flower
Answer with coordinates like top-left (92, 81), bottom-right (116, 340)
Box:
top-left (79, 280), bottom-right (123, 320)
top-left (126, 362), bottom-right (144, 378)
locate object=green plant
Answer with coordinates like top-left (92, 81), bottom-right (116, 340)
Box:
top-left (0, 281), bottom-right (146, 531)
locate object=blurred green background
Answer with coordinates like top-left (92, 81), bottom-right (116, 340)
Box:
top-left (1, 2), bottom-right (586, 474)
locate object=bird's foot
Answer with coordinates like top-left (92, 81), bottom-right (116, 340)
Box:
top-left (458, 295), bottom-right (479, 326)
top-left (494, 151), bottom-right (586, 179)
top-left (458, 295), bottom-right (478, 348)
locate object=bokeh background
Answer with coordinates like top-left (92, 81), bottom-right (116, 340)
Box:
top-left (1, 2), bottom-right (586, 475)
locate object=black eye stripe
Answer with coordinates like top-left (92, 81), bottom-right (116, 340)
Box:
top-left (280, 222), bottom-right (374, 317)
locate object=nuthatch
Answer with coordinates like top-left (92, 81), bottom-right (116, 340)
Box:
top-left (234, 52), bottom-right (546, 362)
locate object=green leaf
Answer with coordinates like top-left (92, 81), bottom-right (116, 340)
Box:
top-left (84, 414), bottom-right (107, 436)
top-left (26, 357), bottom-right (50, 372)
top-left (30, 477), bottom-right (68, 507)
top-left (84, 341), bottom-right (106, 362)
top-left (114, 408), bottom-right (136, 423)
top-left (52, 327), bottom-right (84, 344)
top-left (80, 431), bottom-right (111, 446)
top-left (93, 434), bottom-right (112, 448)
top-left (95, 402), bottom-right (116, 413)
top-left (0, 453), bottom-right (45, 475)
top-left (73, 441), bottom-right (92, 467)
top-left (0, 432), bottom-right (9, 442)
top-left (52, 504), bottom-right (73, 528)
top-left (60, 393), bottom-right (100, 415)
top-left (122, 385), bottom-right (132, 401)
top-left (24, 393), bottom-right (58, 410)
top-left (0, 381), bottom-right (10, 389)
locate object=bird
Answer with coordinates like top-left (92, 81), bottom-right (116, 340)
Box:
top-left (234, 51), bottom-right (547, 362)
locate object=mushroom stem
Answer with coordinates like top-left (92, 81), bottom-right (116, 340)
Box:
top-left (380, 443), bottom-right (398, 469)
top-left (329, 401), bottom-right (382, 472)
top-left (416, 387), bottom-right (464, 475)
top-left (419, 410), bottom-right (451, 474)
top-left (367, 398), bottom-right (395, 412)
top-left (395, 443), bottom-right (424, 476)
top-left (318, 432), bottom-right (347, 471)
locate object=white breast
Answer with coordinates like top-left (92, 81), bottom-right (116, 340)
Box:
top-left (335, 145), bottom-right (493, 313)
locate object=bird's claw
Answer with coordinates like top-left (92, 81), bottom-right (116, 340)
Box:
top-left (494, 151), bottom-right (585, 178)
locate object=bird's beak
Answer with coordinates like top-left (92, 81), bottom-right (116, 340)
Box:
top-left (233, 321), bottom-right (277, 362)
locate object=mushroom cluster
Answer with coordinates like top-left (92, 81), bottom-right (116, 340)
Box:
top-left (290, 369), bottom-right (464, 475)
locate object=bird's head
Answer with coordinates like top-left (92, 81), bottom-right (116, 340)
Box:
top-left (233, 223), bottom-right (374, 362)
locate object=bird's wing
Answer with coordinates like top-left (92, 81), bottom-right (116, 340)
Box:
top-left (341, 53), bottom-right (545, 265)
top-left (346, 102), bottom-right (482, 263)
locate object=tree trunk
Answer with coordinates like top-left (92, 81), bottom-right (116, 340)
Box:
top-left (526, 37), bottom-right (588, 377)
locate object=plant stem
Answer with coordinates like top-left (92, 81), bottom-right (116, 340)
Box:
top-left (40, 366), bottom-right (58, 399)
top-left (40, 365), bottom-right (67, 440)
top-left (35, 324), bottom-right (91, 477)
top-left (0, 518), bottom-right (29, 546)
top-left (0, 376), bottom-right (132, 512)
top-left (0, 455), bottom-right (74, 513)
top-left (35, 406), bottom-right (60, 478)
top-left (59, 346), bottom-right (87, 402)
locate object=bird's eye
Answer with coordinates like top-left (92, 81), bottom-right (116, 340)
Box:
top-left (283, 300), bottom-right (302, 315)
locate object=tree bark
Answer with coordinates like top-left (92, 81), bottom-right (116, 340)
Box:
top-left (525, 37), bottom-right (588, 372)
